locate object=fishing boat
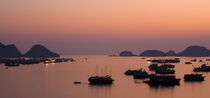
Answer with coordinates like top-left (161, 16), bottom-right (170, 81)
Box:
top-left (143, 75), bottom-right (181, 86)
top-left (124, 69), bottom-right (144, 75)
top-left (88, 75), bottom-right (114, 84)
top-left (133, 69), bottom-right (149, 79)
top-left (5, 63), bottom-right (19, 67)
top-left (185, 62), bottom-right (192, 64)
top-left (74, 81), bottom-right (81, 84)
top-left (148, 64), bottom-right (158, 71)
top-left (151, 58), bottom-right (180, 63)
top-left (191, 59), bottom-right (197, 62)
top-left (159, 64), bottom-right (175, 68)
top-left (88, 65), bottom-right (114, 84)
top-left (193, 64), bottom-right (210, 72)
top-left (148, 63), bottom-right (175, 71)
top-left (155, 68), bottom-right (175, 74)
top-left (184, 74), bottom-right (205, 81)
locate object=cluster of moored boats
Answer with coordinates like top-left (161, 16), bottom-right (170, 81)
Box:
top-left (147, 58), bottom-right (180, 63)
top-left (0, 57), bottom-right (75, 67)
top-left (124, 58), bottom-right (208, 87)
top-left (185, 58), bottom-right (210, 64)
top-left (124, 63), bottom-right (180, 86)
top-left (86, 58), bottom-right (210, 86)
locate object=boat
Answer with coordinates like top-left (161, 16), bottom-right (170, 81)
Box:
top-left (74, 81), bottom-right (81, 84)
top-left (148, 63), bottom-right (175, 71)
top-left (191, 59), bottom-right (197, 62)
top-left (206, 59), bottom-right (210, 61)
top-left (88, 65), bottom-right (114, 84)
top-left (193, 64), bottom-right (210, 72)
top-left (155, 68), bottom-right (175, 74)
top-left (148, 64), bottom-right (158, 71)
top-left (124, 69), bottom-right (144, 75)
top-left (143, 75), bottom-right (181, 86)
top-left (159, 64), bottom-right (175, 68)
top-left (133, 70), bottom-right (149, 79)
top-left (151, 58), bottom-right (180, 63)
top-left (88, 75), bottom-right (114, 84)
top-left (184, 74), bottom-right (205, 81)
top-left (4, 63), bottom-right (19, 67)
top-left (185, 62), bottom-right (192, 64)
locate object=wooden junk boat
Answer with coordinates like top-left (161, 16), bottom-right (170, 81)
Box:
top-left (88, 65), bottom-right (114, 85)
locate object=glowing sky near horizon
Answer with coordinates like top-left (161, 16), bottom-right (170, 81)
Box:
top-left (0, 0), bottom-right (210, 54)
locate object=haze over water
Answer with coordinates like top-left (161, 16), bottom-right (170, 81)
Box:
top-left (1, 0), bottom-right (210, 54)
top-left (1, 55), bottom-right (210, 98)
top-left (1, 0), bottom-right (210, 98)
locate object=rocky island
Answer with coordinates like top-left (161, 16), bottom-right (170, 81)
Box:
top-left (24, 44), bottom-right (60, 58)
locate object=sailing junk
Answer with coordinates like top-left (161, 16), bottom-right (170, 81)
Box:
top-left (88, 65), bottom-right (114, 84)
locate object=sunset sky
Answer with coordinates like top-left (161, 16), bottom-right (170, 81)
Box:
top-left (0, 0), bottom-right (210, 54)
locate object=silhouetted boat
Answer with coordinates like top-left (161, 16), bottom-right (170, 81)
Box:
top-left (143, 75), bottom-right (181, 86)
top-left (133, 69), bottom-right (149, 79)
top-left (151, 58), bottom-right (180, 63)
top-left (148, 64), bottom-right (158, 71)
top-left (88, 65), bottom-right (114, 84)
top-left (185, 62), bottom-right (192, 64)
top-left (184, 74), bottom-right (205, 81)
top-left (5, 63), bottom-right (19, 67)
top-left (191, 59), bottom-right (197, 62)
top-left (74, 81), bottom-right (81, 84)
top-left (206, 59), bottom-right (210, 61)
top-left (155, 68), bottom-right (175, 74)
top-left (193, 64), bottom-right (210, 72)
top-left (88, 75), bottom-right (114, 84)
top-left (70, 58), bottom-right (76, 62)
top-left (148, 63), bottom-right (175, 71)
top-left (124, 69), bottom-right (144, 75)
top-left (159, 64), bottom-right (175, 68)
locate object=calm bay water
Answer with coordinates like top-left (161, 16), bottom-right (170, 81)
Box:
top-left (0, 55), bottom-right (210, 98)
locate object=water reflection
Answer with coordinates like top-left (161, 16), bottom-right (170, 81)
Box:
top-left (88, 84), bottom-right (112, 98)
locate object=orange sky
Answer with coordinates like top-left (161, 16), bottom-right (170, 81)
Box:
top-left (0, 0), bottom-right (210, 54)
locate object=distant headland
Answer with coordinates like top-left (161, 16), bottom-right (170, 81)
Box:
top-left (120, 45), bottom-right (210, 57)
top-left (0, 42), bottom-right (59, 58)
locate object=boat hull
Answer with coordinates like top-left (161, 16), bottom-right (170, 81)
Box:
top-left (143, 79), bottom-right (181, 86)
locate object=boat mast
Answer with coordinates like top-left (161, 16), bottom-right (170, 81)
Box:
top-left (96, 64), bottom-right (98, 76)
top-left (105, 65), bottom-right (107, 75)
top-left (109, 66), bottom-right (112, 76)
top-left (101, 68), bottom-right (103, 76)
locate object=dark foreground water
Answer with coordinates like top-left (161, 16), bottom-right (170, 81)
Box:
top-left (0, 55), bottom-right (210, 98)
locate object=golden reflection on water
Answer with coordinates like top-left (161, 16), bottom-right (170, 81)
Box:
top-left (0, 56), bottom-right (210, 98)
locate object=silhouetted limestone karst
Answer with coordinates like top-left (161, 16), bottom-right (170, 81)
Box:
top-left (177, 46), bottom-right (210, 57)
top-left (140, 50), bottom-right (166, 57)
top-left (166, 50), bottom-right (176, 56)
top-left (0, 42), bottom-right (4, 47)
top-left (119, 51), bottom-right (136, 56)
top-left (0, 43), bottom-right (22, 58)
top-left (24, 44), bottom-right (60, 58)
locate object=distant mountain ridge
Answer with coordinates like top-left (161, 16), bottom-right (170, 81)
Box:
top-left (0, 42), bottom-right (59, 58)
top-left (119, 51), bottom-right (137, 56)
top-left (177, 46), bottom-right (210, 57)
top-left (120, 45), bottom-right (210, 57)
top-left (24, 44), bottom-right (60, 58)
top-left (0, 43), bottom-right (22, 58)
